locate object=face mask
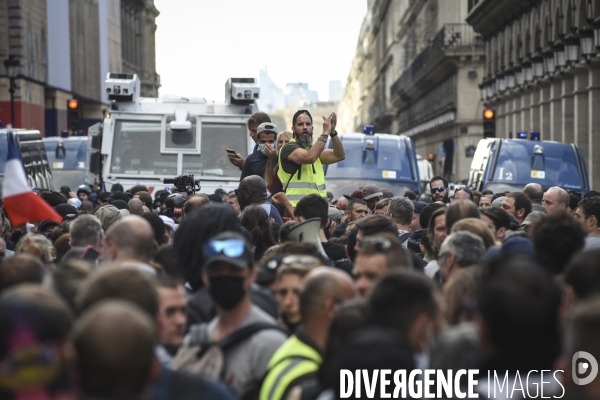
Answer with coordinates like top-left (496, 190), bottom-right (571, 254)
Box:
top-left (258, 144), bottom-right (267, 155)
top-left (208, 276), bottom-right (246, 310)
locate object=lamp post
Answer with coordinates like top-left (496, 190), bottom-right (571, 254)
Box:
top-left (3, 56), bottom-right (20, 127)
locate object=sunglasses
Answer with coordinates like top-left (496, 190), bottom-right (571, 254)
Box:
top-left (203, 239), bottom-right (246, 259)
top-left (431, 186), bottom-right (446, 194)
top-left (234, 189), bottom-right (251, 197)
top-left (359, 236), bottom-right (392, 251)
top-left (455, 187), bottom-right (472, 194)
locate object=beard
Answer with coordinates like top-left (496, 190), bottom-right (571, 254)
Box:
top-left (296, 132), bottom-right (313, 148)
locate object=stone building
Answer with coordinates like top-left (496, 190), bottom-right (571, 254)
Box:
top-left (467, 0), bottom-right (600, 189)
top-left (339, 0), bottom-right (486, 182)
top-left (0, 0), bottom-right (159, 136)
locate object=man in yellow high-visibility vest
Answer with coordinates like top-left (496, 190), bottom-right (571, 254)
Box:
top-left (277, 110), bottom-right (345, 207)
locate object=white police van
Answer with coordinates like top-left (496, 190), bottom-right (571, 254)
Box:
top-left (87, 73), bottom-right (259, 195)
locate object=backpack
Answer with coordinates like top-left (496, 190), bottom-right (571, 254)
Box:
top-left (173, 322), bottom-right (286, 382)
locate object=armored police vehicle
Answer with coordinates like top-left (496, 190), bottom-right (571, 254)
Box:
top-left (0, 129), bottom-right (53, 196)
top-left (324, 127), bottom-right (422, 198)
top-left (87, 73), bottom-right (259, 195)
top-left (467, 137), bottom-right (590, 194)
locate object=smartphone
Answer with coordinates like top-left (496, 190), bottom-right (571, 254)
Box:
top-left (226, 148), bottom-right (237, 155)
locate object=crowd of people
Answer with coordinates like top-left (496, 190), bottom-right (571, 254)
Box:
top-left (2, 111), bottom-right (600, 400)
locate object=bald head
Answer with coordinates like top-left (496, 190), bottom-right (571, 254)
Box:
top-left (238, 175), bottom-right (268, 206)
top-left (542, 187), bottom-right (569, 214)
top-left (299, 267), bottom-right (356, 321)
top-left (128, 198), bottom-right (144, 216)
top-left (104, 216), bottom-right (156, 263)
top-left (72, 300), bottom-right (155, 398)
top-left (523, 183), bottom-right (543, 205)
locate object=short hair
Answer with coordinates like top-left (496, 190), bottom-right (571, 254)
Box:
top-left (135, 191), bottom-right (152, 208)
top-left (369, 270), bottom-right (439, 337)
top-left (451, 218), bottom-right (496, 249)
top-left (72, 300), bottom-right (155, 397)
top-left (128, 199), bottom-right (144, 215)
top-left (182, 194), bottom-right (210, 215)
top-left (564, 298), bottom-right (600, 369)
top-left (445, 199), bottom-right (480, 230)
top-left (374, 198), bottom-right (390, 212)
top-left (478, 258), bottom-right (561, 367)
top-left (357, 233), bottom-right (411, 270)
top-left (104, 218), bottom-right (157, 263)
top-left (430, 176), bottom-right (448, 188)
top-left (278, 220), bottom-right (298, 243)
top-left (46, 259), bottom-right (93, 311)
top-left (76, 267), bottom-right (159, 318)
top-left (299, 269), bottom-right (349, 321)
top-left (481, 207), bottom-right (511, 231)
top-left (128, 185), bottom-right (149, 196)
top-left (140, 212), bottom-right (166, 245)
top-left (152, 244), bottom-right (183, 281)
top-left (387, 197), bottom-right (414, 226)
top-left (523, 184), bottom-right (543, 203)
top-left (247, 112), bottom-right (271, 128)
top-left (420, 203), bottom-right (445, 232)
top-left (70, 214), bottom-right (103, 248)
top-left (295, 194), bottom-right (329, 229)
top-left (110, 183), bottom-right (124, 192)
top-left (214, 188), bottom-right (227, 197)
top-left (0, 254), bottom-right (45, 292)
top-left (15, 233), bottom-right (55, 264)
top-left (347, 198), bottom-right (367, 211)
top-left (578, 197), bottom-right (600, 227)
top-left (440, 231), bottom-right (486, 267)
top-left (506, 192), bottom-right (532, 218)
top-left (354, 214), bottom-right (397, 237)
top-left (39, 190), bottom-right (67, 207)
top-left (547, 186), bottom-right (569, 206)
top-left (529, 210), bottom-right (586, 275)
top-left (565, 249), bottom-right (600, 300)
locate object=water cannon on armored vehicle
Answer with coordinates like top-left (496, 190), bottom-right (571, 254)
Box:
top-left (225, 78), bottom-right (260, 105)
top-left (105, 73), bottom-right (141, 103)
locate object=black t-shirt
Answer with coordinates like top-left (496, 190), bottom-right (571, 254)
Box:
top-left (279, 142), bottom-right (303, 174)
top-left (322, 241), bottom-right (347, 263)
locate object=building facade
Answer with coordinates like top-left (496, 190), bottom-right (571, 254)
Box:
top-left (0, 0), bottom-right (159, 136)
top-left (338, 0), bottom-right (485, 182)
top-left (467, 0), bottom-right (600, 190)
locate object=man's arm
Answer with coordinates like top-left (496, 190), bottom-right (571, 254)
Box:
top-left (228, 153), bottom-right (245, 170)
top-left (319, 134), bottom-right (345, 165)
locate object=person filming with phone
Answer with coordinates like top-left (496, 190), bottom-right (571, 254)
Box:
top-left (240, 122), bottom-right (278, 181)
top-left (277, 110), bottom-right (345, 207)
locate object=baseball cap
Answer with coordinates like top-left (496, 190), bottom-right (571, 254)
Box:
top-left (362, 184), bottom-right (383, 200)
top-left (257, 122), bottom-right (278, 136)
top-left (411, 201), bottom-right (426, 214)
top-left (67, 198), bottom-right (82, 209)
top-left (343, 190), bottom-right (363, 201)
top-left (202, 231), bottom-right (254, 269)
top-left (54, 204), bottom-right (78, 220)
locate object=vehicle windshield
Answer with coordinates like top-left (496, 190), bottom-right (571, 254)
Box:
top-left (489, 141), bottom-right (584, 189)
top-left (110, 119), bottom-right (248, 177)
top-left (44, 139), bottom-right (87, 170)
top-left (326, 178), bottom-right (419, 200)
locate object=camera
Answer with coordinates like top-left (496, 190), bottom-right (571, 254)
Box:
top-left (164, 175), bottom-right (200, 196)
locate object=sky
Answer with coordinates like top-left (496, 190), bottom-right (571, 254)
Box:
top-left (154, 0), bottom-right (367, 103)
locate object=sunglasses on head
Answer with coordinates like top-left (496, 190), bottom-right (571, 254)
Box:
top-left (431, 186), bottom-right (446, 194)
top-left (359, 236), bottom-right (392, 252)
top-left (203, 239), bottom-right (246, 259)
top-left (455, 187), bottom-right (472, 194)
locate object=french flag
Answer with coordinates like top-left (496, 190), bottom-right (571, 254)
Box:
top-left (2, 125), bottom-right (61, 226)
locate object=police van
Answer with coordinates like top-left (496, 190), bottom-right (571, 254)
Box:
top-left (87, 73), bottom-right (259, 195)
top-left (43, 136), bottom-right (88, 191)
top-left (324, 127), bottom-right (422, 198)
top-left (467, 137), bottom-right (590, 193)
top-left (0, 129), bottom-right (53, 196)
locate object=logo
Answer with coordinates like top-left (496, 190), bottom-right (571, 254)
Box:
top-left (572, 351), bottom-right (599, 385)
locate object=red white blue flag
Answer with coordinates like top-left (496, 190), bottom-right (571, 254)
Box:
top-left (2, 125), bottom-right (61, 226)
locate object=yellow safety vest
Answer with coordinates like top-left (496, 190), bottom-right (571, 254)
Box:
top-left (277, 138), bottom-right (327, 207)
top-left (259, 335), bottom-right (322, 400)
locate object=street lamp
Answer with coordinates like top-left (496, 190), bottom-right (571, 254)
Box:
top-left (532, 52), bottom-right (545, 78)
top-left (593, 16), bottom-right (600, 49)
top-left (505, 67), bottom-right (516, 89)
top-left (564, 33), bottom-right (580, 63)
top-left (479, 80), bottom-right (487, 101)
top-left (543, 47), bottom-right (556, 74)
top-left (497, 71), bottom-right (506, 93)
top-left (3, 56), bottom-right (19, 127)
top-left (514, 64), bottom-right (524, 86)
top-left (523, 59), bottom-right (534, 83)
top-left (553, 40), bottom-right (567, 68)
top-left (579, 27), bottom-right (595, 56)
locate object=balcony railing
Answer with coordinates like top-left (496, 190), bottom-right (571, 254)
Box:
top-left (391, 23), bottom-right (482, 95)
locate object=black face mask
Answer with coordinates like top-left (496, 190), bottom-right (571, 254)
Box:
top-left (208, 276), bottom-right (246, 310)
top-left (237, 194), bottom-right (250, 210)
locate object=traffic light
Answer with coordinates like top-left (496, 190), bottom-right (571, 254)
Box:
top-left (483, 108), bottom-right (495, 138)
top-left (67, 99), bottom-right (81, 132)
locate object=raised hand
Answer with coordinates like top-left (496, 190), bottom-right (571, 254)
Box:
top-left (322, 114), bottom-right (333, 136)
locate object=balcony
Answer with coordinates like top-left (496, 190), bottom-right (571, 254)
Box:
top-left (391, 24), bottom-right (482, 99)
